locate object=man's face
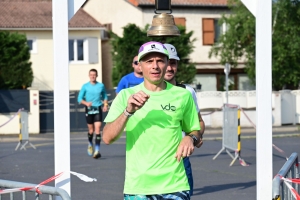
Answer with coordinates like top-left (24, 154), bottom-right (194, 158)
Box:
top-left (164, 59), bottom-right (178, 82)
top-left (89, 71), bottom-right (97, 82)
top-left (132, 56), bottom-right (142, 75)
top-left (139, 52), bottom-right (168, 85)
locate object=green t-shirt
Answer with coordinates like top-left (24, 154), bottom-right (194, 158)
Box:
top-left (104, 82), bottom-right (200, 195)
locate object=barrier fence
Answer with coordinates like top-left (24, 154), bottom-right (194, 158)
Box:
top-left (15, 110), bottom-right (36, 151)
top-left (0, 179), bottom-right (71, 200)
top-left (273, 152), bottom-right (299, 200)
top-left (212, 104), bottom-right (248, 166)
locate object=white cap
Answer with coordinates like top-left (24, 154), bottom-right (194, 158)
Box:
top-left (164, 43), bottom-right (180, 60)
top-left (138, 41), bottom-right (169, 62)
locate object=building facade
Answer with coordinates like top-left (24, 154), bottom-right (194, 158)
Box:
top-left (0, 0), bottom-right (106, 91)
top-left (83, 0), bottom-right (255, 91)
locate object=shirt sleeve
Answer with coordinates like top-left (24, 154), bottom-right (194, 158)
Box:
top-left (101, 84), bottom-right (108, 101)
top-left (182, 91), bottom-right (200, 133)
top-left (104, 89), bottom-right (128, 123)
top-left (185, 85), bottom-right (200, 113)
top-left (116, 77), bottom-right (127, 93)
top-left (77, 84), bottom-right (86, 103)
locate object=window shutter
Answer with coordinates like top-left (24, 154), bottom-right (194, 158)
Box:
top-left (88, 38), bottom-right (98, 64)
top-left (174, 17), bottom-right (186, 27)
top-left (202, 18), bottom-right (214, 45)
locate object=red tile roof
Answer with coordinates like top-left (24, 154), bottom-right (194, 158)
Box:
top-left (0, 1), bottom-right (104, 29)
top-left (127, 0), bottom-right (228, 7)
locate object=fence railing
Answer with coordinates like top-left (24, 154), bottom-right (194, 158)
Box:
top-left (0, 179), bottom-right (71, 200)
top-left (272, 152), bottom-right (299, 200)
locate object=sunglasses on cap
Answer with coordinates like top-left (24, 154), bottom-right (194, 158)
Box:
top-left (133, 61), bottom-right (139, 65)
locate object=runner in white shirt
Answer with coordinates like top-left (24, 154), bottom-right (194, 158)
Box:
top-left (164, 43), bottom-right (205, 196)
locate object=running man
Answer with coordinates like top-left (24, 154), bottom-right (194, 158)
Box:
top-left (116, 55), bottom-right (144, 94)
top-left (164, 43), bottom-right (206, 196)
top-left (103, 41), bottom-right (202, 200)
top-left (78, 69), bottom-right (108, 159)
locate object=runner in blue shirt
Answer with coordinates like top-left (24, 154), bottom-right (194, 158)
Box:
top-left (116, 55), bottom-right (144, 94)
top-left (78, 69), bottom-right (108, 159)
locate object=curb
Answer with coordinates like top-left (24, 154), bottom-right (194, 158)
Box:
top-left (204, 125), bottom-right (299, 135)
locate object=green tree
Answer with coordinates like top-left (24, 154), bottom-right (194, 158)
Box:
top-left (209, 0), bottom-right (300, 90)
top-left (110, 24), bottom-right (196, 87)
top-left (0, 31), bottom-right (33, 89)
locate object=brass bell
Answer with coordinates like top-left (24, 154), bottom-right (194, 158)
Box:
top-left (147, 13), bottom-right (180, 37)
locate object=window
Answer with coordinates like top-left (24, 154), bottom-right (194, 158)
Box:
top-left (174, 17), bottom-right (186, 27)
top-left (27, 38), bottom-right (37, 54)
top-left (69, 39), bottom-right (84, 62)
top-left (202, 18), bottom-right (225, 45)
top-left (69, 38), bottom-right (98, 64)
top-left (27, 40), bottom-right (33, 50)
top-left (194, 74), bottom-right (217, 91)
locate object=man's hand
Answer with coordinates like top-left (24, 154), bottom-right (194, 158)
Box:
top-left (85, 102), bottom-right (92, 107)
top-left (126, 91), bottom-right (150, 113)
top-left (195, 137), bottom-right (203, 148)
top-left (175, 136), bottom-right (195, 162)
top-left (102, 105), bottom-right (108, 112)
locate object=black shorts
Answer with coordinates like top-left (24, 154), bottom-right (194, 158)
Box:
top-left (85, 106), bottom-right (103, 124)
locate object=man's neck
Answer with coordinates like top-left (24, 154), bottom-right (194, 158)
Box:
top-left (134, 71), bottom-right (143, 78)
top-left (90, 81), bottom-right (97, 85)
top-left (168, 79), bottom-right (176, 86)
top-left (144, 81), bottom-right (166, 92)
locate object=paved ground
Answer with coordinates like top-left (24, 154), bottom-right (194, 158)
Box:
top-left (0, 125), bottom-right (299, 200)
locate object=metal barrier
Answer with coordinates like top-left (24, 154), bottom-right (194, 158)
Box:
top-left (0, 179), bottom-right (71, 200)
top-left (213, 104), bottom-right (241, 166)
top-left (272, 152), bottom-right (299, 200)
top-left (15, 110), bottom-right (36, 151)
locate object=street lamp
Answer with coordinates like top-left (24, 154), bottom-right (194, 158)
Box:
top-left (224, 63), bottom-right (231, 104)
top-left (147, 0), bottom-right (180, 37)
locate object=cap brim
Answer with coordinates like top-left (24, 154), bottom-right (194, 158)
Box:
top-left (138, 51), bottom-right (169, 62)
top-left (169, 55), bottom-right (180, 60)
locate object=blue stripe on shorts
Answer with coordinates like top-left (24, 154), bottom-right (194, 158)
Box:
top-left (124, 191), bottom-right (190, 200)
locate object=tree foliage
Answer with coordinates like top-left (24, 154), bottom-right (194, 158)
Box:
top-left (0, 31), bottom-right (33, 89)
top-left (209, 0), bottom-right (300, 90)
top-left (110, 24), bottom-right (196, 86)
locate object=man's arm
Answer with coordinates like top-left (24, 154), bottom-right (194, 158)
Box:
top-left (101, 85), bottom-right (109, 112)
top-left (175, 130), bottom-right (200, 162)
top-left (77, 85), bottom-right (92, 107)
top-left (199, 112), bottom-right (205, 135)
top-left (195, 112), bottom-right (205, 148)
top-left (185, 85), bottom-right (205, 141)
top-left (102, 90), bottom-right (150, 145)
top-left (102, 111), bottom-right (129, 144)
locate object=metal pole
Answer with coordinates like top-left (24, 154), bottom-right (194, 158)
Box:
top-left (224, 63), bottom-right (230, 104)
top-left (52, 0), bottom-right (70, 197)
top-left (226, 73), bottom-right (228, 104)
top-left (256, 0), bottom-right (272, 199)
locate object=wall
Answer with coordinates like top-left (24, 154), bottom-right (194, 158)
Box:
top-left (68, 30), bottom-right (103, 90)
top-left (101, 40), bottom-right (113, 89)
top-left (197, 90), bottom-right (297, 128)
top-left (0, 89), bottom-right (39, 134)
top-left (21, 30), bottom-right (102, 91)
top-left (83, 0), bottom-right (143, 36)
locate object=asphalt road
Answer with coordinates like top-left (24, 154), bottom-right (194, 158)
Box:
top-left (0, 131), bottom-right (299, 200)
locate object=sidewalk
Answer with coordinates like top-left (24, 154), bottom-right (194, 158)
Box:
top-left (203, 124), bottom-right (300, 140)
top-left (1, 125), bottom-right (299, 143)
top-left (204, 124), bottom-right (299, 134)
